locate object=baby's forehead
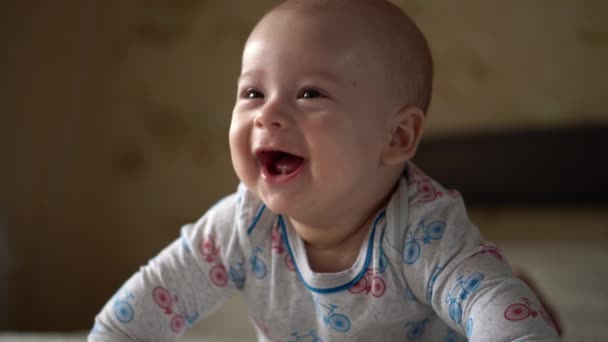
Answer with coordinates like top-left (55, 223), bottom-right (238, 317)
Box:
top-left (257, 2), bottom-right (402, 61)
top-left (269, 0), bottom-right (397, 34)
top-left (252, 0), bottom-right (433, 111)
top-left (263, 0), bottom-right (422, 60)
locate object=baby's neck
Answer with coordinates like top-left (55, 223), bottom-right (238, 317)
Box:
top-left (286, 173), bottom-right (401, 273)
top-left (287, 203), bottom-right (384, 273)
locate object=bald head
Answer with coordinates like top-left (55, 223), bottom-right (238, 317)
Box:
top-left (256, 0), bottom-right (433, 112)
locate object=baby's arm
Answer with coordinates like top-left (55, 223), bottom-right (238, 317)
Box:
top-left (512, 267), bottom-right (562, 336)
top-left (88, 193), bottom-right (247, 341)
top-left (404, 198), bottom-right (560, 341)
top-left (430, 246), bottom-right (560, 341)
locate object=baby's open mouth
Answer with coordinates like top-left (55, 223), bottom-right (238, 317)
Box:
top-left (256, 150), bottom-right (304, 176)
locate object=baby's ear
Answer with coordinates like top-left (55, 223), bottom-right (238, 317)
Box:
top-left (381, 106), bottom-right (425, 166)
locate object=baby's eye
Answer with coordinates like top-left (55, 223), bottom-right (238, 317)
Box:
top-left (299, 88), bottom-right (323, 99)
top-left (242, 89), bottom-right (264, 99)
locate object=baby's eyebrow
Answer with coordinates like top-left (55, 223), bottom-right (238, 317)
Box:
top-left (302, 70), bottom-right (349, 88)
top-left (237, 70), bottom-right (349, 89)
top-left (237, 70), bottom-right (264, 85)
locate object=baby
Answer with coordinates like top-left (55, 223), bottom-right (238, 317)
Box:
top-left (90, 0), bottom-right (560, 341)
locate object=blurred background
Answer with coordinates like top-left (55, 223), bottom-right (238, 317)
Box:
top-left (0, 0), bottom-right (607, 340)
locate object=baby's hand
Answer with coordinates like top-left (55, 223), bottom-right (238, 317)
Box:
top-left (512, 267), bottom-right (563, 336)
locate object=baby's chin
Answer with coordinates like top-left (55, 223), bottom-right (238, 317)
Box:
top-left (256, 189), bottom-right (294, 216)
top-left (254, 187), bottom-right (310, 219)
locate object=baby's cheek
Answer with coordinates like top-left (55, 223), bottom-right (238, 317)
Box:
top-left (230, 152), bottom-right (255, 184)
top-left (228, 121), bottom-right (246, 150)
top-left (228, 136), bottom-right (253, 182)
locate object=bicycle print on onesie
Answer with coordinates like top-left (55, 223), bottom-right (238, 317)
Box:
top-left (445, 272), bottom-right (484, 324)
top-left (404, 318), bottom-right (428, 341)
top-left (250, 246), bottom-right (268, 279)
top-left (288, 329), bottom-right (323, 342)
top-left (199, 235), bottom-right (229, 287)
top-left (113, 287), bottom-right (135, 324)
top-left (403, 220), bottom-right (446, 265)
top-left (504, 297), bottom-right (558, 332)
top-left (314, 297), bottom-right (351, 333)
top-left (408, 164), bottom-right (460, 207)
top-left (152, 286), bottom-right (200, 333)
top-left (272, 221), bottom-right (296, 271)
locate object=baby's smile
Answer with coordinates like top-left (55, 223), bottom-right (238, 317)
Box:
top-left (256, 150), bottom-right (305, 184)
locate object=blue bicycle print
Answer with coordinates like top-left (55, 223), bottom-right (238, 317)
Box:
top-left (445, 272), bottom-right (484, 323)
top-left (379, 245), bottom-right (388, 273)
top-left (314, 298), bottom-right (351, 333)
top-left (181, 232), bottom-right (192, 253)
top-left (426, 266), bottom-right (443, 301)
top-left (113, 287), bottom-right (135, 323)
top-left (443, 329), bottom-right (458, 342)
top-left (250, 246), bottom-right (267, 279)
top-left (404, 286), bottom-right (417, 301)
top-left (403, 220), bottom-right (446, 264)
top-left (405, 318), bottom-right (428, 341)
top-left (90, 322), bottom-right (102, 334)
top-left (288, 329), bottom-right (323, 342)
top-left (229, 260), bottom-right (246, 289)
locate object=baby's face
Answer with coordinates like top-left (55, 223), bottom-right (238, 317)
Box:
top-left (229, 8), bottom-right (399, 223)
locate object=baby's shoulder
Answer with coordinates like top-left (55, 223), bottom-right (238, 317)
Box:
top-left (383, 164), bottom-right (481, 261)
top-left (207, 183), bottom-right (277, 241)
top-left (404, 163), bottom-right (463, 210)
top-left (192, 183), bottom-right (261, 230)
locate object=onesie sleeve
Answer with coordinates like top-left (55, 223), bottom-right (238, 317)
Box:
top-left (402, 189), bottom-right (560, 341)
top-left (88, 186), bottom-right (253, 342)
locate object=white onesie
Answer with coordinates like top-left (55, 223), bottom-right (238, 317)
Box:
top-left (89, 163), bottom-right (559, 341)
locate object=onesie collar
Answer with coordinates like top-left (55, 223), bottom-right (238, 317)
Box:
top-left (279, 211), bottom-right (386, 294)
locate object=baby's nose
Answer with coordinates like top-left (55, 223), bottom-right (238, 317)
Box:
top-left (254, 100), bottom-right (289, 129)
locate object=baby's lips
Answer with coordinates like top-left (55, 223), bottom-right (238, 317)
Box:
top-left (253, 146), bottom-right (306, 164)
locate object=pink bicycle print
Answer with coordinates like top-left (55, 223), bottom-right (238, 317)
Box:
top-left (272, 223), bottom-right (296, 272)
top-left (199, 235), bottom-right (220, 263)
top-left (152, 286), bottom-right (199, 333)
top-left (272, 223), bottom-right (285, 254)
top-left (210, 264), bottom-right (228, 286)
top-left (409, 165), bottom-right (459, 206)
top-left (478, 242), bottom-right (504, 261)
top-left (199, 234), bottom-right (228, 286)
top-left (504, 297), bottom-right (557, 331)
top-left (348, 268), bottom-right (386, 297)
